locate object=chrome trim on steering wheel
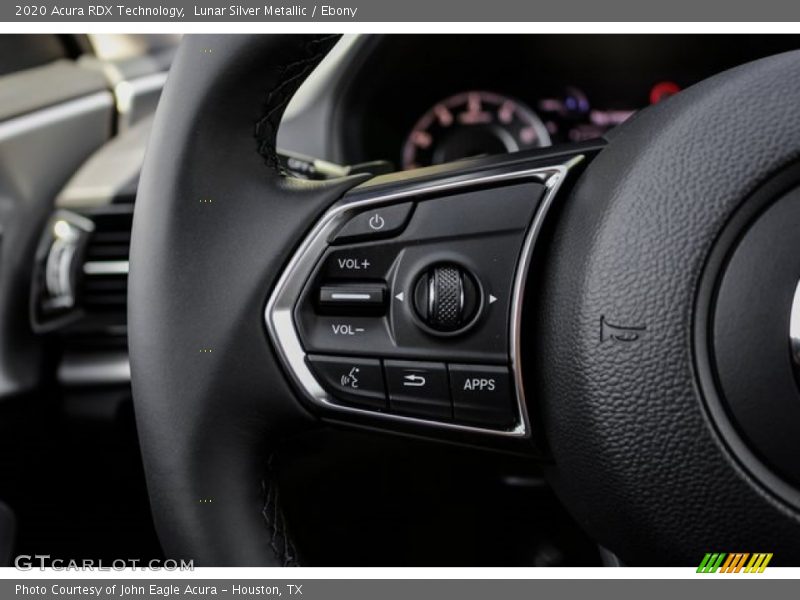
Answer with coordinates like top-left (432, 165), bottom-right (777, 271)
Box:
top-left (790, 279), bottom-right (800, 368)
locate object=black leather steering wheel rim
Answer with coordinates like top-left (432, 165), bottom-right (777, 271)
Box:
top-left (129, 34), bottom-right (368, 566)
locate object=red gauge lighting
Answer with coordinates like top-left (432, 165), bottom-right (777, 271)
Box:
top-left (402, 91), bottom-right (550, 170)
top-left (650, 81), bottom-right (681, 105)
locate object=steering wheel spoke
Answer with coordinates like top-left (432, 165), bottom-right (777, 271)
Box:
top-left (267, 148), bottom-right (590, 449)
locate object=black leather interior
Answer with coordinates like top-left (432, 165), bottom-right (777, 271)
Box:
top-left (129, 35), bottom-right (367, 566)
top-left (536, 50), bottom-right (800, 564)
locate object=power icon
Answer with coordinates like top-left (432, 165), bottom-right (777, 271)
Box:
top-left (332, 202), bottom-right (413, 243)
top-left (368, 213), bottom-right (386, 230)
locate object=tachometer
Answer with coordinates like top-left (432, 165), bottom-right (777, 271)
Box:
top-left (402, 91), bottom-right (551, 170)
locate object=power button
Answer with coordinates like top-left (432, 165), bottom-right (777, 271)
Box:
top-left (332, 202), bottom-right (414, 244)
top-left (368, 214), bottom-right (385, 230)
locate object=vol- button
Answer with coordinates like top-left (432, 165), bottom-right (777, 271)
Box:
top-left (299, 315), bottom-right (392, 355)
top-left (330, 323), bottom-right (367, 336)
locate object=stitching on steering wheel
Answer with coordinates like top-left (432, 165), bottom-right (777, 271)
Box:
top-left (262, 456), bottom-right (301, 567)
top-left (252, 36), bottom-right (340, 566)
top-left (255, 35), bottom-right (340, 170)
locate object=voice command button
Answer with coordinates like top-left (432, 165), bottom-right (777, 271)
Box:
top-left (307, 355), bottom-right (386, 410)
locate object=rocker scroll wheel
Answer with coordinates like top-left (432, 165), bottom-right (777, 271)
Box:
top-left (413, 263), bottom-right (481, 333)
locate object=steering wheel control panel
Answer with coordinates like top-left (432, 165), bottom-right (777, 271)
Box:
top-left (267, 159), bottom-right (579, 438)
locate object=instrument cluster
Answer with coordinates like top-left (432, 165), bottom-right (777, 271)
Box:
top-left (335, 35), bottom-right (800, 170)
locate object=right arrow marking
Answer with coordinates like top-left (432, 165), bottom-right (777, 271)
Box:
top-left (489, 294), bottom-right (497, 304)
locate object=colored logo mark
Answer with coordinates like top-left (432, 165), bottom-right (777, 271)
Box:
top-left (697, 553), bottom-right (773, 573)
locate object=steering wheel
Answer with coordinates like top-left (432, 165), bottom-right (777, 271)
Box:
top-left (129, 35), bottom-right (800, 566)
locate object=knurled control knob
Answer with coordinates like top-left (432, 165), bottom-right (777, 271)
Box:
top-left (413, 263), bottom-right (480, 333)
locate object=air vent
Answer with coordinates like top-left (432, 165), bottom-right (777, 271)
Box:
top-left (31, 207), bottom-right (133, 334)
top-left (79, 211), bottom-right (132, 312)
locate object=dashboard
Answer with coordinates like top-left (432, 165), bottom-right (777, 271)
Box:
top-left (330, 35), bottom-right (800, 170)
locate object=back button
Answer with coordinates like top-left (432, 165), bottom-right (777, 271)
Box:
top-left (385, 360), bottom-right (451, 420)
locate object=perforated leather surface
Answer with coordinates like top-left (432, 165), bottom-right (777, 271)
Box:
top-left (536, 50), bottom-right (800, 564)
